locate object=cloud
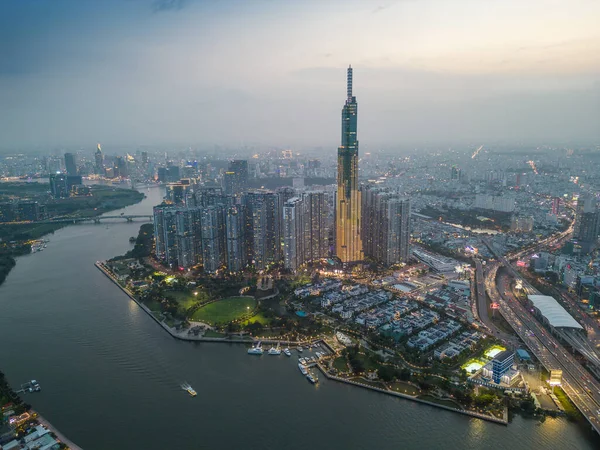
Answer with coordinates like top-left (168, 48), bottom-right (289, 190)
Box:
top-left (152, 0), bottom-right (190, 12)
top-left (372, 4), bottom-right (390, 13)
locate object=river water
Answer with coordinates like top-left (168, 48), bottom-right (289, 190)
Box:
top-left (0, 186), bottom-right (598, 450)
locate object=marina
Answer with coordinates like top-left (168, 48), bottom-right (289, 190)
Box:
top-left (16, 379), bottom-right (41, 394)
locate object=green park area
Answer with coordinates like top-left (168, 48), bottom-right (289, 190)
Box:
top-left (191, 297), bottom-right (257, 325)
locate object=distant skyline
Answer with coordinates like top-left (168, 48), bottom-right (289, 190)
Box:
top-left (1, 0), bottom-right (599, 150)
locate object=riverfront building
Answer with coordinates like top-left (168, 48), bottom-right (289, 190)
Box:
top-left (244, 190), bottom-right (281, 270)
top-left (335, 66), bottom-right (363, 263)
top-left (362, 187), bottom-right (411, 265)
top-left (491, 350), bottom-right (515, 384)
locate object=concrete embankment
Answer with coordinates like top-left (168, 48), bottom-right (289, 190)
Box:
top-left (35, 412), bottom-right (83, 450)
top-left (314, 364), bottom-right (508, 426)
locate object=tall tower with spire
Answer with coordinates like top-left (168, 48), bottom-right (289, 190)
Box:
top-left (335, 65), bottom-right (363, 263)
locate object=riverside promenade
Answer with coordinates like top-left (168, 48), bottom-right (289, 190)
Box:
top-left (313, 364), bottom-right (508, 426)
top-left (35, 412), bottom-right (83, 450)
top-left (97, 260), bottom-right (508, 426)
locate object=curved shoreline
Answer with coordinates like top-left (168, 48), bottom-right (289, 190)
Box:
top-left (35, 412), bottom-right (83, 450)
top-left (96, 260), bottom-right (508, 426)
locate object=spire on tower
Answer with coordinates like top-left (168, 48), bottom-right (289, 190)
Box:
top-left (347, 65), bottom-right (353, 99)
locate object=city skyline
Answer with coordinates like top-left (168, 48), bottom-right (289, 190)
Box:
top-left (1, 0), bottom-right (599, 149)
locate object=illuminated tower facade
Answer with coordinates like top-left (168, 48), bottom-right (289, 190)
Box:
top-left (335, 65), bottom-right (363, 262)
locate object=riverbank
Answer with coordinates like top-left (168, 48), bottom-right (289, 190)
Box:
top-left (313, 363), bottom-right (508, 426)
top-left (0, 185), bottom-right (144, 289)
top-left (97, 259), bottom-right (510, 426)
top-left (35, 412), bottom-right (83, 450)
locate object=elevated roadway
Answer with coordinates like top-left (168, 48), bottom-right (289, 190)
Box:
top-left (486, 262), bottom-right (600, 434)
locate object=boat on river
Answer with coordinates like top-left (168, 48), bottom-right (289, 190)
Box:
top-left (248, 341), bottom-right (264, 355)
top-left (181, 382), bottom-right (197, 397)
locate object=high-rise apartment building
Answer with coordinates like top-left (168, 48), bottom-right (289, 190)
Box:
top-left (225, 205), bottom-right (246, 273)
top-left (223, 160), bottom-right (248, 195)
top-left (573, 194), bottom-right (600, 253)
top-left (283, 191), bottom-right (330, 271)
top-left (304, 191), bottom-right (329, 263)
top-left (153, 206), bottom-right (178, 267)
top-left (245, 191), bottom-right (281, 270)
top-left (362, 188), bottom-right (411, 265)
top-left (200, 206), bottom-right (227, 273)
top-left (283, 197), bottom-right (305, 271)
top-left (335, 66), bottom-right (363, 263)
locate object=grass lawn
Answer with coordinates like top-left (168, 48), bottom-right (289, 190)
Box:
top-left (204, 330), bottom-right (226, 338)
top-left (390, 381), bottom-right (420, 396)
top-left (144, 298), bottom-right (162, 312)
top-left (169, 291), bottom-right (202, 310)
top-left (333, 356), bottom-right (349, 372)
top-left (418, 394), bottom-right (463, 410)
top-left (241, 312), bottom-right (271, 326)
top-left (191, 297), bottom-right (257, 325)
top-left (554, 387), bottom-right (583, 420)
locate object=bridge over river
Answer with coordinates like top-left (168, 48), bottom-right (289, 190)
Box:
top-left (0, 214), bottom-right (152, 225)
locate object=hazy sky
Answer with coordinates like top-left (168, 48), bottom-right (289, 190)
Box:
top-left (1, 0), bottom-right (599, 150)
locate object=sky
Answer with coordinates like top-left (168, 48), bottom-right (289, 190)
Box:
top-left (0, 0), bottom-right (599, 151)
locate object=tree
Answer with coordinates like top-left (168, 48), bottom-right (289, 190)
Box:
top-left (377, 366), bottom-right (395, 382)
top-left (349, 357), bottom-right (364, 374)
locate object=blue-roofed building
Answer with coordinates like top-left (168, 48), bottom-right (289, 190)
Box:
top-left (516, 349), bottom-right (531, 361)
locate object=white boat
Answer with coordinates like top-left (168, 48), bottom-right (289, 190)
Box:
top-left (248, 342), bottom-right (264, 355)
top-left (283, 348), bottom-right (292, 357)
top-left (298, 363), bottom-right (308, 376)
top-left (268, 344), bottom-right (281, 355)
top-left (297, 346), bottom-right (303, 353)
top-left (307, 374), bottom-right (318, 384)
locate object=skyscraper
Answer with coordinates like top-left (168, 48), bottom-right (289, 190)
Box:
top-left (335, 66), bottom-right (363, 263)
top-left (225, 205), bottom-right (246, 273)
top-left (283, 191), bottom-right (329, 271)
top-left (573, 194), bottom-right (600, 253)
top-left (49, 174), bottom-right (69, 199)
top-left (94, 144), bottom-right (104, 175)
top-left (362, 188), bottom-right (411, 265)
top-left (224, 160), bottom-right (248, 195)
top-left (283, 197), bottom-right (305, 271)
top-left (64, 152), bottom-right (77, 176)
top-left (243, 191), bottom-right (281, 270)
top-left (200, 205), bottom-right (227, 273)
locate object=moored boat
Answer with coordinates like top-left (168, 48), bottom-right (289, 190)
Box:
top-left (306, 374), bottom-right (318, 384)
top-left (248, 341), bottom-right (264, 355)
top-left (298, 363), bottom-right (308, 376)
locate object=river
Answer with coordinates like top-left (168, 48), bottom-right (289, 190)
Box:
top-left (0, 186), bottom-right (598, 450)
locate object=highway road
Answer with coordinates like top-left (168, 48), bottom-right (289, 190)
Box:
top-left (486, 262), bottom-right (600, 434)
top-left (474, 259), bottom-right (519, 345)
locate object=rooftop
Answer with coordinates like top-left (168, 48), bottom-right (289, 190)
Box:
top-left (527, 295), bottom-right (583, 330)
